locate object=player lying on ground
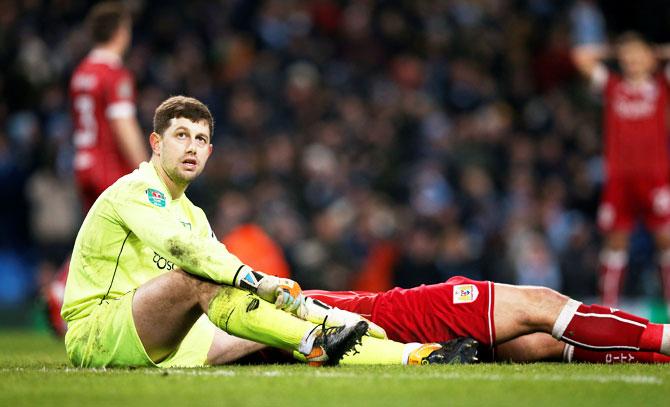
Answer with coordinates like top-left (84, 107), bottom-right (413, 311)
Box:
top-left (203, 226), bottom-right (670, 365)
top-left (193, 276), bottom-right (670, 365)
top-left (61, 95), bottom-right (476, 368)
top-left (305, 278), bottom-right (670, 364)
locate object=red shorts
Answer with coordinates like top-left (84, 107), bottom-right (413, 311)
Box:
top-left (598, 174), bottom-right (670, 232)
top-left (305, 276), bottom-right (496, 347)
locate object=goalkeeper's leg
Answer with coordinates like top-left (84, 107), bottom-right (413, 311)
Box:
top-left (132, 269), bottom-right (363, 365)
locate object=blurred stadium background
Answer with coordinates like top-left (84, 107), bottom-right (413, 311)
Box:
top-left (2, 0), bottom-right (670, 330)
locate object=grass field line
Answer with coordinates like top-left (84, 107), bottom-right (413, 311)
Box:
top-left (163, 369), bottom-right (665, 385)
top-left (0, 367), bottom-right (663, 385)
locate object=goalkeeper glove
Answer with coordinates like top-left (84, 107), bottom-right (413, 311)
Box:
top-left (233, 266), bottom-right (304, 313)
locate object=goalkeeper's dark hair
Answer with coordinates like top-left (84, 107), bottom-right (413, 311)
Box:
top-left (153, 96), bottom-right (214, 137)
top-left (86, 1), bottom-right (130, 44)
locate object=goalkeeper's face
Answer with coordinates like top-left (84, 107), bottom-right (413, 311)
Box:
top-left (152, 117), bottom-right (213, 186)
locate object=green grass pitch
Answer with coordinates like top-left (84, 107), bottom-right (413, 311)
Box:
top-left (0, 331), bottom-right (668, 407)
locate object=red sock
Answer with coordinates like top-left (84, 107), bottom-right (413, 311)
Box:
top-left (598, 258), bottom-right (626, 307)
top-left (552, 299), bottom-right (667, 353)
top-left (567, 345), bottom-right (670, 364)
top-left (660, 256), bottom-right (670, 302)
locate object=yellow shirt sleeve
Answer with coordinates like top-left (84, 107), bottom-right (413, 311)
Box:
top-left (109, 177), bottom-right (245, 286)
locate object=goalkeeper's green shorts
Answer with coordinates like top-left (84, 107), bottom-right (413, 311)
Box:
top-left (64, 290), bottom-right (216, 368)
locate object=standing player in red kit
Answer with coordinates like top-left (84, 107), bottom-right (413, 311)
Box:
top-left (45, 2), bottom-right (147, 336)
top-left (70, 1), bottom-right (147, 211)
top-left (573, 32), bottom-right (670, 308)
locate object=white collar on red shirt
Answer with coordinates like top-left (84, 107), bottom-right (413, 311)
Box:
top-left (87, 48), bottom-right (122, 67)
top-left (621, 75), bottom-right (656, 93)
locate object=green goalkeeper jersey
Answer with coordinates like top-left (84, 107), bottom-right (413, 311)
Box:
top-left (62, 161), bottom-right (245, 322)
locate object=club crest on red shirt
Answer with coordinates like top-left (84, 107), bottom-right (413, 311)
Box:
top-left (453, 284), bottom-right (479, 304)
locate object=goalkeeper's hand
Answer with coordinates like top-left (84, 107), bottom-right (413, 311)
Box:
top-left (297, 296), bottom-right (387, 339)
top-left (233, 266), bottom-right (304, 313)
top-left (257, 276), bottom-right (304, 313)
top-left (232, 266), bottom-right (386, 339)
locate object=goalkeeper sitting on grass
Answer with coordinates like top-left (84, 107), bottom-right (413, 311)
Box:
top-left (61, 95), bottom-right (474, 368)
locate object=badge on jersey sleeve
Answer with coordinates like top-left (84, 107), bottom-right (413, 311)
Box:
top-left (453, 284), bottom-right (479, 304)
top-left (146, 188), bottom-right (166, 207)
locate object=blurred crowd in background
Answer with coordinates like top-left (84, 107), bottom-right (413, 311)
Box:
top-left (2, 0), bottom-right (670, 322)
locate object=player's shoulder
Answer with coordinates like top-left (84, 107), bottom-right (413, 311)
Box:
top-left (70, 59), bottom-right (102, 91)
top-left (106, 64), bottom-right (133, 81)
top-left (77, 52), bottom-right (131, 80)
top-left (83, 172), bottom-right (141, 217)
top-left (71, 60), bottom-right (127, 91)
top-left (593, 64), bottom-right (617, 90)
top-left (104, 163), bottom-right (164, 201)
top-left (74, 57), bottom-right (112, 76)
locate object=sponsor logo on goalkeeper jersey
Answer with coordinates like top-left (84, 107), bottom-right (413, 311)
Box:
top-left (453, 284), bottom-right (478, 304)
top-left (146, 188), bottom-right (166, 207)
top-left (153, 252), bottom-right (175, 270)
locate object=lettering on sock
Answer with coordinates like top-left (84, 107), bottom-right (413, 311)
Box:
top-left (605, 352), bottom-right (636, 363)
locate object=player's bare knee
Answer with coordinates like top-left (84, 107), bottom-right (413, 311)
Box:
top-left (169, 268), bottom-right (199, 290)
top-left (536, 286), bottom-right (567, 304)
top-left (169, 269), bottom-right (220, 304)
top-left (519, 286), bottom-right (568, 330)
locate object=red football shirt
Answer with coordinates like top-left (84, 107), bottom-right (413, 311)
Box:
top-left (69, 49), bottom-right (137, 206)
top-left (598, 66), bottom-right (670, 177)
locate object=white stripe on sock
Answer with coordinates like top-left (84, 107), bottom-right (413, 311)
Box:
top-left (600, 249), bottom-right (627, 269)
top-left (487, 282), bottom-right (493, 346)
top-left (573, 311), bottom-right (647, 328)
top-left (562, 344), bottom-right (574, 362)
top-left (562, 337), bottom-right (639, 351)
top-left (551, 298), bottom-right (582, 339)
top-left (552, 299), bottom-right (582, 339)
top-left (662, 325), bottom-right (670, 356)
